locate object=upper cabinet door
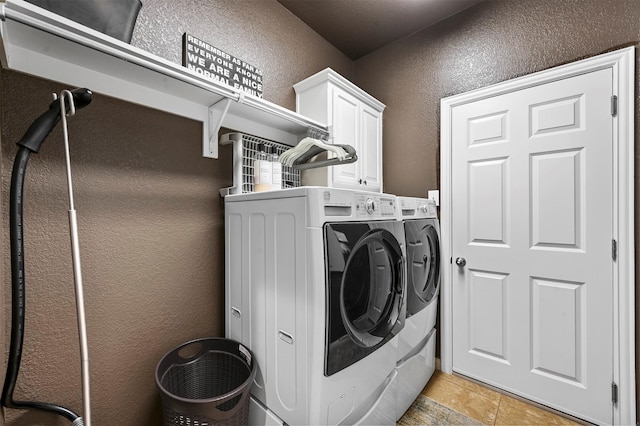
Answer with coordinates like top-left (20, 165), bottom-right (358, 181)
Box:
top-left (332, 87), bottom-right (361, 188)
top-left (359, 102), bottom-right (382, 192)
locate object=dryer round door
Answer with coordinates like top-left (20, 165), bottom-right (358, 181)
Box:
top-left (410, 222), bottom-right (440, 305)
top-left (339, 228), bottom-right (404, 348)
top-left (404, 219), bottom-right (441, 320)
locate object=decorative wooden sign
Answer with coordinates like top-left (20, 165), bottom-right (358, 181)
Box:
top-left (183, 33), bottom-right (263, 98)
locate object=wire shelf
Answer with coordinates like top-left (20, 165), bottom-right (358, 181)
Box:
top-left (220, 132), bottom-right (302, 195)
top-left (240, 134), bottom-right (301, 193)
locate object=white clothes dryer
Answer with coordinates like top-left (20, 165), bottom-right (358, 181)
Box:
top-left (225, 187), bottom-right (406, 426)
top-left (395, 196), bottom-right (441, 420)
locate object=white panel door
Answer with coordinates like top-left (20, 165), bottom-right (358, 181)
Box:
top-left (332, 87), bottom-right (360, 187)
top-left (451, 68), bottom-right (614, 424)
top-left (360, 102), bottom-right (382, 191)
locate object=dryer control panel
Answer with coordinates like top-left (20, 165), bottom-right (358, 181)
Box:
top-left (399, 197), bottom-right (437, 219)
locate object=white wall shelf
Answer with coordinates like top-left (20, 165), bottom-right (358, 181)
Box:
top-left (0, 0), bottom-right (327, 158)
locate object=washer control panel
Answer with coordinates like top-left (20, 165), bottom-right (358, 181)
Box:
top-left (355, 194), bottom-right (396, 219)
top-left (319, 189), bottom-right (398, 221)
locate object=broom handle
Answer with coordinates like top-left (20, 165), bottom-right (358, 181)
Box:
top-left (60, 90), bottom-right (91, 426)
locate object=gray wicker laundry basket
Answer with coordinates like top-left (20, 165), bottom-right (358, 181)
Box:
top-left (156, 338), bottom-right (256, 426)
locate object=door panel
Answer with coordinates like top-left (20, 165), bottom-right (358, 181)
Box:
top-left (451, 68), bottom-right (613, 424)
top-left (530, 277), bottom-right (585, 385)
top-left (468, 158), bottom-right (509, 246)
top-left (467, 269), bottom-right (509, 363)
top-left (361, 103), bottom-right (382, 190)
top-left (332, 87), bottom-right (360, 187)
top-left (530, 149), bottom-right (584, 250)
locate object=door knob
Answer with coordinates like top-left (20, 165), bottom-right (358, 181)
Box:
top-left (455, 257), bottom-right (466, 267)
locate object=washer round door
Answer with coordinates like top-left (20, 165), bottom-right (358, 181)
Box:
top-left (405, 219), bottom-right (441, 317)
top-left (325, 222), bottom-right (405, 376)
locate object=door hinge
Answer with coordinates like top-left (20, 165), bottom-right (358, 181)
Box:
top-left (612, 381), bottom-right (618, 404)
top-left (612, 239), bottom-right (617, 261)
top-left (611, 95), bottom-right (618, 117)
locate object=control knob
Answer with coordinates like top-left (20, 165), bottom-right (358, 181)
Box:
top-left (365, 198), bottom-right (376, 214)
top-left (418, 204), bottom-right (429, 213)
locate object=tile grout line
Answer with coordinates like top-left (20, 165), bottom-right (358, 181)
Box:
top-left (493, 394), bottom-right (503, 426)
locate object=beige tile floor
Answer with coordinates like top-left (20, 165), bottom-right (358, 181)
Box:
top-left (420, 370), bottom-right (584, 425)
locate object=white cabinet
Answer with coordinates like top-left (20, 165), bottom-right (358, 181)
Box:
top-left (293, 68), bottom-right (385, 192)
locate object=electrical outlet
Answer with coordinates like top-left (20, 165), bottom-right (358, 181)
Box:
top-left (428, 190), bottom-right (439, 206)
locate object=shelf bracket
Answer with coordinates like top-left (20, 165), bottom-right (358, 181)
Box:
top-left (206, 97), bottom-right (233, 158)
top-left (218, 132), bottom-right (243, 197)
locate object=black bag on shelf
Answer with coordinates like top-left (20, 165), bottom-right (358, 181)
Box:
top-left (25, 0), bottom-right (142, 43)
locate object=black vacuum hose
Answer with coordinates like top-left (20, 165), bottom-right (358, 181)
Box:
top-left (2, 146), bottom-right (81, 423)
top-left (2, 88), bottom-right (92, 424)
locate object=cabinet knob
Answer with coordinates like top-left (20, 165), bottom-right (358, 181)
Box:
top-left (363, 180), bottom-right (367, 185)
top-left (359, 179), bottom-right (363, 184)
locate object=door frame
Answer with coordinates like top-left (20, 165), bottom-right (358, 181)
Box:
top-left (439, 47), bottom-right (635, 425)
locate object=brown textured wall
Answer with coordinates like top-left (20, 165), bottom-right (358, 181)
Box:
top-left (0, 1), bottom-right (351, 425)
top-left (355, 0), bottom-right (640, 197)
top-left (353, 0), bottom-right (640, 420)
top-left (2, 0), bottom-right (639, 424)
top-left (131, 0), bottom-right (354, 110)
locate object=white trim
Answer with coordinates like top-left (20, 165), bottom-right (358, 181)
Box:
top-left (293, 68), bottom-right (386, 112)
top-left (439, 46), bottom-right (635, 425)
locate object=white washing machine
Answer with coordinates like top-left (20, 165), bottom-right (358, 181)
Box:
top-left (225, 187), bottom-right (406, 426)
top-left (395, 196), bottom-right (441, 420)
